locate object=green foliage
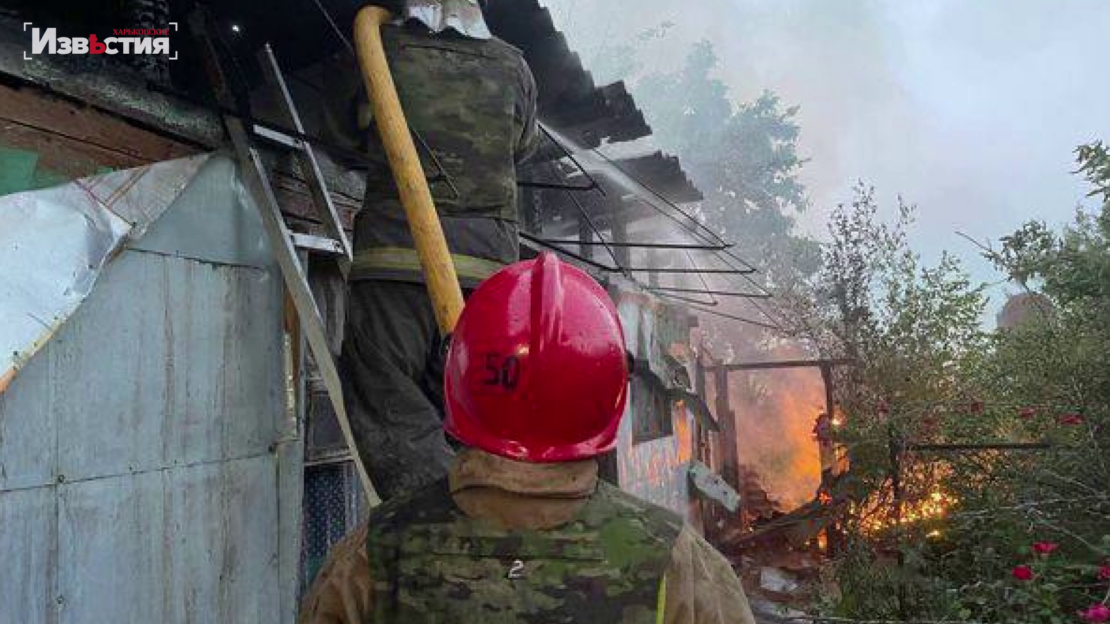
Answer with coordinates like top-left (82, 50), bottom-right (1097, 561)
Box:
top-left (585, 31), bottom-right (823, 366)
top-left (941, 536), bottom-right (1110, 624)
top-left (809, 145), bottom-right (1110, 622)
top-left (820, 541), bottom-right (903, 617)
top-left (944, 143), bottom-right (1110, 622)
top-left (1076, 141), bottom-right (1110, 205)
top-left (809, 184), bottom-right (986, 499)
top-left (598, 35), bottom-right (820, 286)
top-left (636, 41), bottom-right (736, 167)
top-left (638, 45), bottom-right (816, 284)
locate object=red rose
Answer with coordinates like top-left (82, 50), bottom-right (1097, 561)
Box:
top-left (1098, 564), bottom-right (1110, 581)
top-left (1018, 407), bottom-right (1037, 419)
top-left (1057, 413), bottom-right (1085, 426)
top-left (1012, 565), bottom-right (1034, 581)
top-left (1078, 604), bottom-right (1110, 623)
top-left (1032, 541), bottom-right (1059, 555)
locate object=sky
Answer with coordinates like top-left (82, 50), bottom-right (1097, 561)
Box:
top-left (541, 0), bottom-right (1110, 314)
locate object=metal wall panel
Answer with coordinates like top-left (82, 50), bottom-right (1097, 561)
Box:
top-left (129, 156), bottom-right (275, 270)
top-left (56, 457), bottom-right (280, 624)
top-left (0, 155), bottom-right (302, 623)
top-left (51, 252), bottom-right (281, 481)
top-left (0, 487), bottom-right (55, 624)
top-left (0, 344), bottom-right (57, 490)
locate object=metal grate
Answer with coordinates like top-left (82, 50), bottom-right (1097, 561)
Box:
top-left (298, 461), bottom-right (370, 598)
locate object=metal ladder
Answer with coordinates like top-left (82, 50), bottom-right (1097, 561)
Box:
top-left (190, 14), bottom-right (376, 501)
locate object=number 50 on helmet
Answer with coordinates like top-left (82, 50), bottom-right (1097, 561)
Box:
top-left (444, 253), bottom-right (629, 462)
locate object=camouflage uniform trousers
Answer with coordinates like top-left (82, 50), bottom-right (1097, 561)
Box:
top-left (340, 279), bottom-right (470, 500)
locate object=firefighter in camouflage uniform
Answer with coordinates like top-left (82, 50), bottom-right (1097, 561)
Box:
top-left (299, 254), bottom-right (757, 624)
top-left (341, 0), bottom-right (540, 499)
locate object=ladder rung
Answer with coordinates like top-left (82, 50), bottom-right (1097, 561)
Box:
top-left (253, 124), bottom-right (303, 150)
top-left (258, 44), bottom-right (353, 263)
top-left (291, 232), bottom-right (345, 255)
top-left (190, 12), bottom-right (375, 502)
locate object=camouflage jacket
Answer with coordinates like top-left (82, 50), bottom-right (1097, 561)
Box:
top-left (350, 23), bottom-right (540, 286)
top-left (297, 449), bottom-right (758, 624)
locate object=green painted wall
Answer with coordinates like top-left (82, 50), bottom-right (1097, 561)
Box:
top-left (0, 145), bottom-right (113, 196)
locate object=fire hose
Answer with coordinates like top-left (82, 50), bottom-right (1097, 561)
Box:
top-left (352, 6), bottom-right (466, 335)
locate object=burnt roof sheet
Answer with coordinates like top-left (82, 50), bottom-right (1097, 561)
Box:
top-left (610, 151), bottom-right (703, 204)
top-left (484, 0), bottom-right (650, 148)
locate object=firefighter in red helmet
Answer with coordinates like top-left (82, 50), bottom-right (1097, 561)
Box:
top-left (299, 254), bottom-right (756, 624)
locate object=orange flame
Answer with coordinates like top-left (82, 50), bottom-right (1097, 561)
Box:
top-left (732, 365), bottom-right (825, 509)
top-left (673, 400), bottom-right (693, 463)
top-left (858, 488), bottom-right (956, 534)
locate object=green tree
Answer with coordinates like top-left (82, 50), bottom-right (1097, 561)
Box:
top-left (926, 143), bottom-right (1110, 624)
top-left (586, 34), bottom-right (818, 286)
top-left (633, 41), bottom-right (817, 286)
top-left (809, 184), bottom-right (986, 531)
top-left (809, 146), bottom-right (1110, 623)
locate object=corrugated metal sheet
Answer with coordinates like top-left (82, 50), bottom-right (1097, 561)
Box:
top-left (0, 154), bottom-right (302, 623)
top-left (0, 154), bottom-right (209, 395)
top-left (130, 156), bottom-right (276, 270)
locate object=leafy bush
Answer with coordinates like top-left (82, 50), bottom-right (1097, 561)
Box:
top-left (803, 144), bottom-right (1110, 623)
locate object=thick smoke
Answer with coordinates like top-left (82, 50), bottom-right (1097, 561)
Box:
top-left (544, 0), bottom-right (1110, 305)
top-left (542, 0), bottom-right (1109, 511)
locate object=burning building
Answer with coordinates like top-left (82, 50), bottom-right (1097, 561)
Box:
top-left (0, 0), bottom-right (757, 620)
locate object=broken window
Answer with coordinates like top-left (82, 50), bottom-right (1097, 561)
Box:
top-left (630, 377), bottom-right (675, 444)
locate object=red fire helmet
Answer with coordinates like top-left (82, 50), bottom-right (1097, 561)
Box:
top-left (444, 252), bottom-right (629, 462)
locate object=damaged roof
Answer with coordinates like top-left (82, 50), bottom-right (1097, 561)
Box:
top-left (0, 1), bottom-right (702, 228)
top-left (189, 0), bottom-right (648, 149)
top-left (484, 0), bottom-right (650, 149)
